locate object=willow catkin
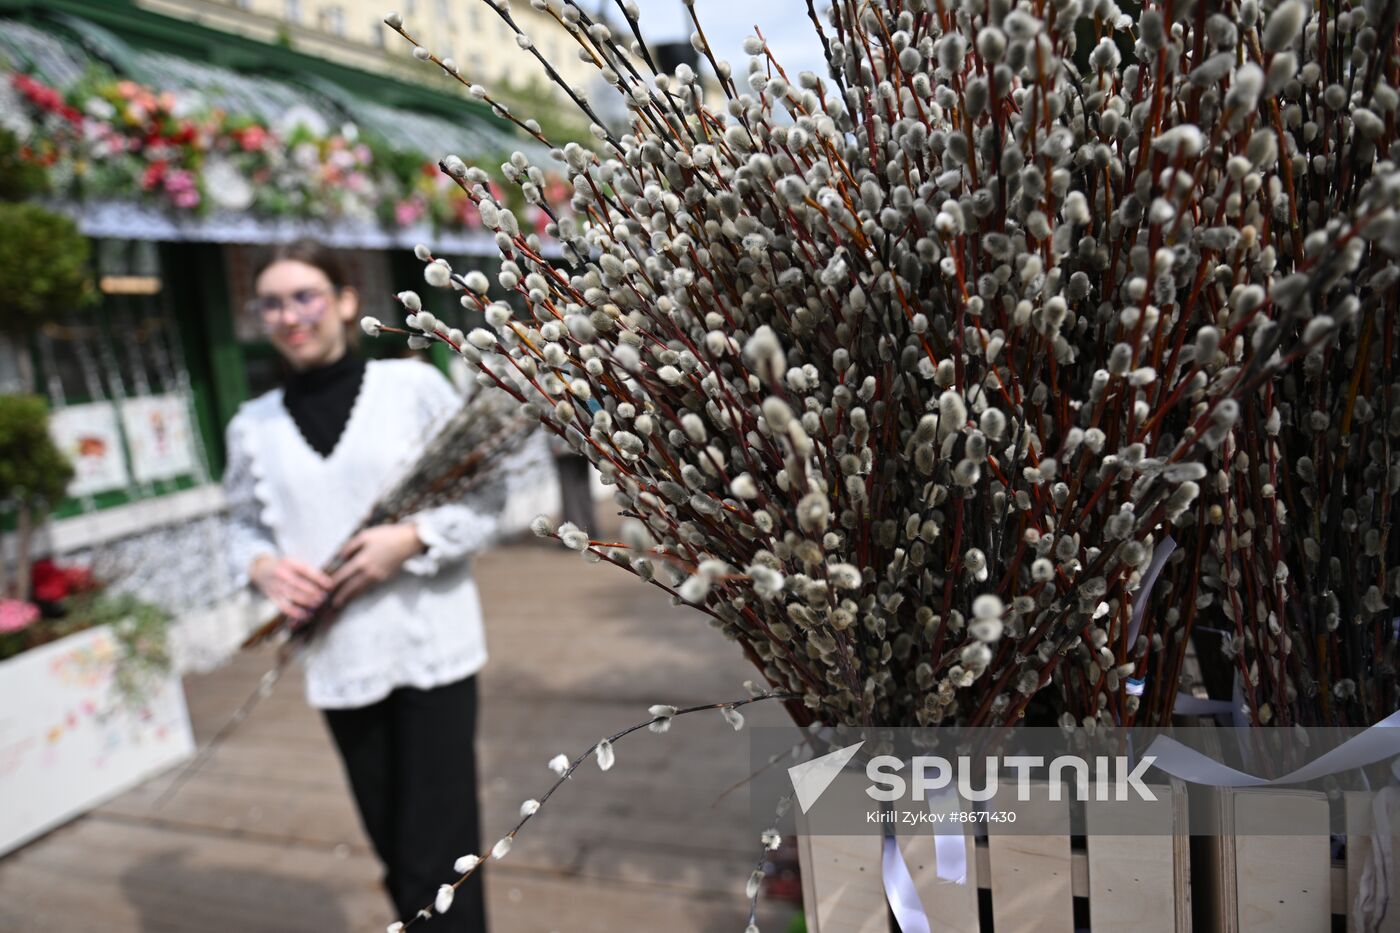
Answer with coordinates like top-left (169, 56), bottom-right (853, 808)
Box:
top-left (385, 0), bottom-right (1400, 729)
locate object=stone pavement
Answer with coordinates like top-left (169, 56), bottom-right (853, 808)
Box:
top-left (0, 540), bottom-right (800, 933)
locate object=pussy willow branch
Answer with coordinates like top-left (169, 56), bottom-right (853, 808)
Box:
top-left (399, 691), bottom-right (798, 930)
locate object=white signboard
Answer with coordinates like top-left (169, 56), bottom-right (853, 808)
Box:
top-left (48, 402), bottom-right (129, 496)
top-left (121, 394), bottom-right (197, 483)
top-left (0, 626), bottom-right (194, 856)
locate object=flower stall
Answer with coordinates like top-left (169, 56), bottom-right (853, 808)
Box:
top-left (0, 400), bottom-right (189, 857)
top-left (0, 0), bottom-right (579, 851)
top-left (0, 2), bottom-right (574, 672)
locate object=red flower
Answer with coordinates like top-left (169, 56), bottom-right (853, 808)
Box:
top-left (237, 125), bottom-right (270, 152)
top-left (64, 565), bottom-right (97, 595)
top-left (29, 559), bottom-right (98, 603)
top-left (142, 160), bottom-right (168, 191)
top-left (30, 560), bottom-right (69, 603)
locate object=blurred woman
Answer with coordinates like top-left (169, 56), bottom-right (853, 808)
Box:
top-left (223, 240), bottom-right (492, 931)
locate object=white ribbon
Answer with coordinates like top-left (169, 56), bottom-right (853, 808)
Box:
top-left (1353, 759), bottom-right (1400, 933)
top-left (882, 833), bottom-right (932, 933)
top-left (930, 786), bottom-right (968, 884)
top-left (1143, 708), bottom-right (1400, 787)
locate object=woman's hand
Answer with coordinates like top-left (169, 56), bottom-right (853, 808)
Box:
top-left (250, 555), bottom-right (333, 622)
top-left (328, 524), bottom-right (425, 608)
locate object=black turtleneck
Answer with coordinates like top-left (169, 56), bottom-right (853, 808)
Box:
top-left (282, 352), bottom-right (366, 458)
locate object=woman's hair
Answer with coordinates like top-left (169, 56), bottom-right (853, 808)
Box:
top-left (254, 239), bottom-right (349, 291)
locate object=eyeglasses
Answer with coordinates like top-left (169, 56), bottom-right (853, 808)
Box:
top-left (248, 288), bottom-right (332, 328)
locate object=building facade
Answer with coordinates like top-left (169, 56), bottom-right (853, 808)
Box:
top-left (137, 0), bottom-right (619, 107)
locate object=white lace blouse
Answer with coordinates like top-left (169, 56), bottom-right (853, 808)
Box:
top-left (222, 358), bottom-right (499, 709)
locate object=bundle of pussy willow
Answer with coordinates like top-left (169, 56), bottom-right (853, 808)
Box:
top-left (241, 385), bottom-right (536, 650)
top-left (383, 0), bottom-right (1399, 731)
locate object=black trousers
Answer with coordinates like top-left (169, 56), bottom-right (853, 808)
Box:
top-left (323, 676), bottom-right (487, 932)
top-left (556, 453), bottom-right (595, 534)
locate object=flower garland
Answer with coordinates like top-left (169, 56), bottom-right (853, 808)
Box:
top-left (6, 68), bottom-right (564, 236)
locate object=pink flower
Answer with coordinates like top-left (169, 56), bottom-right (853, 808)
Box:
top-left (237, 125), bottom-right (270, 152)
top-left (0, 599), bottom-right (39, 634)
top-left (164, 169), bottom-right (195, 192)
top-left (394, 197), bottom-right (425, 227)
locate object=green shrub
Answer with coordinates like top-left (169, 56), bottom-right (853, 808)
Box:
top-left (0, 202), bottom-right (95, 335)
top-left (0, 127), bottom-right (48, 202)
top-left (0, 394), bottom-right (73, 507)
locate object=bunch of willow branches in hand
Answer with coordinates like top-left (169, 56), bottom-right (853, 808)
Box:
top-left (241, 385), bottom-right (537, 650)
top-left (380, 0), bottom-right (1399, 730)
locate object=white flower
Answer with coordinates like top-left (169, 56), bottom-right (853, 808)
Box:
top-left (746, 868), bottom-right (764, 898)
top-left (595, 739), bottom-right (616, 771)
top-left (416, 310), bottom-right (438, 332)
top-left (761, 828), bottom-right (781, 849)
top-left (826, 563), bottom-right (862, 590)
top-left (435, 884), bottom-right (455, 914)
top-left (406, 336), bottom-right (432, 350)
top-left (467, 329), bottom-right (498, 350)
top-left (491, 836), bottom-right (513, 859)
top-left (203, 157), bottom-right (254, 211)
top-left (444, 155), bottom-right (467, 178)
top-left (972, 594), bottom-right (1004, 619)
top-left (678, 573), bottom-right (712, 603)
top-left (520, 799), bottom-right (541, 817)
top-left (548, 753), bottom-right (570, 775)
top-left (396, 290), bottom-right (422, 312)
top-left (969, 617), bottom-right (1004, 643)
top-left (747, 565), bottom-right (785, 598)
top-left (648, 703), bottom-right (678, 733)
top-left (559, 522), bottom-right (590, 550)
top-left (530, 515), bottom-right (554, 537)
top-left (464, 271), bottom-right (490, 294)
top-left (414, 244), bottom-right (432, 261)
top-left (425, 260), bottom-right (453, 288)
top-left (722, 706), bottom-right (745, 731)
top-left (386, 924), bottom-right (404, 933)
top-left (360, 316), bottom-right (383, 337)
top-left (485, 303), bottom-right (513, 328)
top-left (453, 854), bottom-right (480, 873)
top-left (412, 45), bottom-right (431, 60)
top-left (384, 11), bottom-right (403, 28)
top-left (442, 57), bottom-right (458, 73)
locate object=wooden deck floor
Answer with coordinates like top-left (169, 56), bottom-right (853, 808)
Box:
top-left (0, 541), bottom-right (798, 933)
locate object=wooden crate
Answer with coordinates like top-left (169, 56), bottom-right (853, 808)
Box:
top-left (1199, 787), bottom-right (1400, 933)
top-left (798, 782), bottom-right (1400, 932)
top-left (796, 781), bottom-right (1191, 933)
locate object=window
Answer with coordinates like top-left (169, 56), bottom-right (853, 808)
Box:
top-left (284, 0), bottom-right (300, 23)
top-left (321, 5), bottom-right (346, 36)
